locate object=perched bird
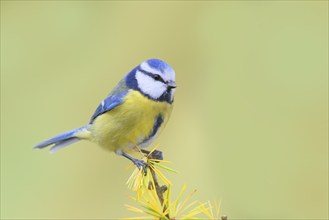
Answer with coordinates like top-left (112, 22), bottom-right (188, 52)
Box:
top-left (33, 59), bottom-right (176, 170)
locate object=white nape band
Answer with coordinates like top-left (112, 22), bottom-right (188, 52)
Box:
top-left (140, 62), bottom-right (162, 76)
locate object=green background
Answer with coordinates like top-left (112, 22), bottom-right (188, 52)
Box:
top-left (1, 1), bottom-right (328, 219)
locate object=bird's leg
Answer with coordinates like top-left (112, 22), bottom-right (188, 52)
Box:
top-left (121, 151), bottom-right (148, 173)
top-left (141, 149), bottom-right (163, 160)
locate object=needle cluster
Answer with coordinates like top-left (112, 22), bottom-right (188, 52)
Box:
top-left (124, 146), bottom-right (226, 220)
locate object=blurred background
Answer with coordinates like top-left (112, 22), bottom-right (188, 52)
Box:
top-left (1, 1), bottom-right (328, 219)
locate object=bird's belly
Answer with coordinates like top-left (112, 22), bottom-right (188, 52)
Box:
top-left (89, 91), bottom-right (172, 152)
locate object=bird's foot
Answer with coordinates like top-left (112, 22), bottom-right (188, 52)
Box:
top-left (132, 158), bottom-right (148, 174)
top-left (150, 150), bottom-right (163, 160)
top-left (120, 151), bottom-right (148, 174)
top-left (141, 149), bottom-right (163, 161)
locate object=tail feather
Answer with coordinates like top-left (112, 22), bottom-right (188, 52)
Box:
top-left (49, 137), bottom-right (80, 153)
top-left (33, 126), bottom-right (86, 152)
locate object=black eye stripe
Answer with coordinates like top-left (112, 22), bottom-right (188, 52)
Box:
top-left (138, 68), bottom-right (166, 83)
top-left (153, 74), bottom-right (165, 83)
top-left (154, 75), bottom-right (166, 83)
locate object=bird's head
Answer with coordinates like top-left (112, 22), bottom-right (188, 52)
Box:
top-left (126, 59), bottom-right (176, 103)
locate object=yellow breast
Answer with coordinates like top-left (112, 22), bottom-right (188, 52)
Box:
top-left (88, 90), bottom-right (173, 152)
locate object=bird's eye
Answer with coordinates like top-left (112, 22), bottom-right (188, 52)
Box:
top-left (153, 74), bottom-right (161, 81)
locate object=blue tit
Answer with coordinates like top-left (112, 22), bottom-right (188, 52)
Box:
top-left (33, 58), bottom-right (176, 170)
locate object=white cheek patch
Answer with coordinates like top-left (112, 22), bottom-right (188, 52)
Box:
top-left (136, 71), bottom-right (167, 99)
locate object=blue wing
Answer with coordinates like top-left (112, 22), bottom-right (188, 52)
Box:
top-left (89, 91), bottom-right (128, 123)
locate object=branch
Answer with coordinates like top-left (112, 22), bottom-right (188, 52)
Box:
top-left (148, 151), bottom-right (170, 220)
top-left (127, 149), bottom-right (227, 219)
top-left (221, 215), bottom-right (228, 220)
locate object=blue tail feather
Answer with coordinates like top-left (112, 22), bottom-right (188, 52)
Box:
top-left (33, 126), bottom-right (86, 153)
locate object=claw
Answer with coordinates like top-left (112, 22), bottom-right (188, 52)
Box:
top-left (141, 149), bottom-right (163, 161)
top-left (150, 150), bottom-right (163, 160)
top-left (121, 151), bottom-right (148, 174)
top-left (133, 159), bottom-right (148, 174)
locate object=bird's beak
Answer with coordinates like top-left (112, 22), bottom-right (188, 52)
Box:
top-left (167, 81), bottom-right (176, 89)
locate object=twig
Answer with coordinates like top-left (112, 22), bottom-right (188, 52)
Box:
top-left (149, 168), bottom-right (169, 219)
top-left (148, 152), bottom-right (170, 220)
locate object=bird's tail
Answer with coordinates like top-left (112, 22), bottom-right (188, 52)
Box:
top-left (33, 126), bottom-right (88, 153)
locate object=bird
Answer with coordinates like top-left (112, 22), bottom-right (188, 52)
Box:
top-left (33, 58), bottom-right (176, 171)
